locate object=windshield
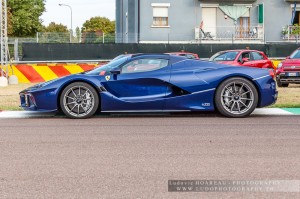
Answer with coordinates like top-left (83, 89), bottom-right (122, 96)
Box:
top-left (86, 56), bottom-right (130, 75)
top-left (290, 50), bottom-right (300, 59)
top-left (209, 51), bottom-right (239, 61)
top-left (111, 54), bottom-right (129, 61)
top-left (179, 54), bottom-right (196, 59)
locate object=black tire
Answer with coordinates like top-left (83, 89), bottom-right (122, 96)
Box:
top-left (60, 82), bottom-right (99, 119)
top-left (215, 77), bottom-right (258, 118)
top-left (277, 81), bottom-right (289, 88)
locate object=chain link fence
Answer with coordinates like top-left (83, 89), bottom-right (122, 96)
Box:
top-left (7, 32), bottom-right (117, 61)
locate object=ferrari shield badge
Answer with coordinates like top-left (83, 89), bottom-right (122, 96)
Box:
top-left (105, 75), bottom-right (111, 81)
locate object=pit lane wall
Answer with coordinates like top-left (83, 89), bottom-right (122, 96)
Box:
top-left (1, 60), bottom-right (282, 83)
top-left (4, 63), bottom-right (102, 83)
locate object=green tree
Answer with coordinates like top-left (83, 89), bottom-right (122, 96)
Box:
top-left (43, 22), bottom-right (68, 32)
top-left (39, 22), bottom-right (69, 43)
top-left (82, 17), bottom-right (115, 33)
top-left (75, 27), bottom-right (81, 42)
top-left (8, 0), bottom-right (45, 37)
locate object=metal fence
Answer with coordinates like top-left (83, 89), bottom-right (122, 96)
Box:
top-left (35, 32), bottom-right (116, 44)
top-left (210, 26), bottom-right (264, 41)
top-left (8, 27), bottom-right (265, 46)
top-left (191, 25), bottom-right (264, 43)
top-left (8, 32), bottom-right (117, 44)
top-left (7, 32), bottom-right (117, 61)
top-left (282, 25), bottom-right (300, 41)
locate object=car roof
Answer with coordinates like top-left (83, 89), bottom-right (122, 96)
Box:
top-left (167, 52), bottom-right (196, 54)
top-left (131, 53), bottom-right (170, 58)
top-left (219, 49), bottom-right (264, 53)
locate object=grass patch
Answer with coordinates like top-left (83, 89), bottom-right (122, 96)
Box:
top-left (0, 83), bottom-right (300, 111)
top-left (272, 85), bottom-right (300, 108)
top-left (0, 83), bottom-right (36, 111)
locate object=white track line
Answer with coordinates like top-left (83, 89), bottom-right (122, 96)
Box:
top-left (0, 111), bottom-right (56, 118)
top-left (252, 108), bottom-right (294, 116)
top-left (0, 108), bottom-right (296, 119)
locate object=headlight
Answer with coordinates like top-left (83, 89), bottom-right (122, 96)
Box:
top-left (277, 62), bottom-right (283, 68)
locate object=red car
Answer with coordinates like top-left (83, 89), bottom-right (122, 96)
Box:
top-left (209, 50), bottom-right (274, 70)
top-left (276, 48), bottom-right (300, 87)
top-left (167, 52), bottom-right (199, 59)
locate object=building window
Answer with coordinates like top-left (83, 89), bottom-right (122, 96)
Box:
top-left (237, 10), bottom-right (250, 38)
top-left (153, 16), bottom-right (168, 26)
top-left (152, 3), bottom-right (170, 27)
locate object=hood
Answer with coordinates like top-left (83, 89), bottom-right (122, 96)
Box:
top-left (281, 59), bottom-right (300, 71)
top-left (282, 58), bottom-right (300, 65)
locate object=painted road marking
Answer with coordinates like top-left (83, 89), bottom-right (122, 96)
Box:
top-left (5, 63), bottom-right (99, 83)
top-left (282, 108), bottom-right (300, 115)
top-left (63, 64), bottom-right (85, 74)
top-left (48, 65), bottom-right (71, 77)
top-left (10, 66), bottom-right (30, 83)
top-left (15, 65), bottom-right (44, 83)
top-left (252, 108), bottom-right (295, 115)
top-left (32, 65), bottom-right (58, 81)
top-left (0, 111), bottom-right (56, 119)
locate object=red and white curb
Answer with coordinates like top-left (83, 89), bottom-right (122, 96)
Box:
top-left (0, 108), bottom-right (298, 118)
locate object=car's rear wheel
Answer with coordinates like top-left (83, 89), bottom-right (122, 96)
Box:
top-left (215, 77), bottom-right (258, 118)
top-left (60, 82), bottom-right (99, 119)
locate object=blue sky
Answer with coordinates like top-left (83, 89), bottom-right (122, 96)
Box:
top-left (41, 0), bottom-right (115, 30)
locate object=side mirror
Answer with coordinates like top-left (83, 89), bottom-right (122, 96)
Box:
top-left (110, 69), bottom-right (121, 75)
top-left (286, 56), bottom-right (290, 59)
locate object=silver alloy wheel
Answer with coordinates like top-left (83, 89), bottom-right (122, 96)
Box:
top-left (63, 85), bottom-right (95, 117)
top-left (220, 81), bottom-right (254, 115)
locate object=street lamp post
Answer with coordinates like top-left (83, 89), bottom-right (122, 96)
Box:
top-left (59, 3), bottom-right (73, 43)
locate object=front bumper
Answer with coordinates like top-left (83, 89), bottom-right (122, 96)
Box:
top-left (277, 72), bottom-right (300, 83)
top-left (19, 88), bottom-right (58, 112)
top-left (20, 93), bottom-right (37, 110)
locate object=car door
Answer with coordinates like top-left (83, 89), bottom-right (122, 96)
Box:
top-left (251, 51), bottom-right (271, 68)
top-left (101, 57), bottom-right (171, 111)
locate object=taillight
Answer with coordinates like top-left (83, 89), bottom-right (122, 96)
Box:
top-left (269, 69), bottom-right (275, 79)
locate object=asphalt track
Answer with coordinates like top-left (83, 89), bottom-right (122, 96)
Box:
top-left (0, 112), bottom-right (300, 198)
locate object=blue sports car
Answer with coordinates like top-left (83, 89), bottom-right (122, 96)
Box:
top-left (20, 54), bottom-right (278, 118)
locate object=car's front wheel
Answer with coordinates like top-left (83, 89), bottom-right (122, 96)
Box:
top-left (60, 82), bottom-right (99, 119)
top-left (215, 77), bottom-right (258, 118)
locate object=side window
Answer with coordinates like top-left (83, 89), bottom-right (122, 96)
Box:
top-left (252, 52), bottom-right (264, 60)
top-left (184, 54), bottom-right (196, 59)
top-left (121, 59), bottom-right (169, 74)
top-left (239, 52), bottom-right (252, 61)
top-left (214, 54), bottom-right (227, 61)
